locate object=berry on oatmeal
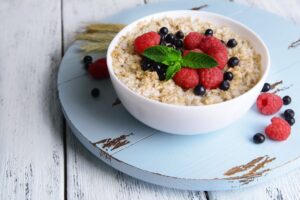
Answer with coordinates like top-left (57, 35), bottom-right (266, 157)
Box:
top-left (219, 80), bottom-right (230, 91)
top-left (227, 38), bottom-right (238, 48)
top-left (256, 93), bottom-right (283, 115)
top-left (174, 39), bottom-right (183, 48)
top-left (175, 30), bottom-right (184, 39)
top-left (194, 84), bottom-right (206, 96)
top-left (265, 117), bottom-right (291, 141)
top-left (134, 31), bottom-right (161, 54)
top-left (159, 27), bottom-right (168, 35)
top-left (204, 29), bottom-right (213, 36)
top-left (198, 67), bottom-right (223, 89)
top-left (183, 32), bottom-right (205, 50)
top-left (165, 33), bottom-right (175, 43)
top-left (227, 57), bottom-right (239, 67)
top-left (173, 68), bottom-right (199, 89)
top-left (224, 71), bottom-right (234, 81)
top-left (88, 58), bottom-right (109, 79)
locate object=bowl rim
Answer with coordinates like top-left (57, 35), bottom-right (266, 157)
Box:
top-left (106, 10), bottom-right (271, 109)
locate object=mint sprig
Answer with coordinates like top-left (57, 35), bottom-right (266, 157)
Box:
top-left (143, 46), bottom-right (218, 80)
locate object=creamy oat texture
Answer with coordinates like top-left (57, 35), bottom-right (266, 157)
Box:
top-left (111, 17), bottom-right (262, 105)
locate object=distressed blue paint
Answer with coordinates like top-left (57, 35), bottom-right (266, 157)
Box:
top-left (58, 0), bottom-right (300, 190)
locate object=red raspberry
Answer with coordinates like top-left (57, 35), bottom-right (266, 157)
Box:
top-left (134, 31), bottom-right (160, 54)
top-left (198, 36), bottom-right (228, 69)
top-left (182, 48), bottom-right (203, 57)
top-left (173, 68), bottom-right (199, 89)
top-left (256, 93), bottom-right (283, 115)
top-left (198, 67), bottom-right (223, 89)
top-left (265, 117), bottom-right (291, 141)
top-left (88, 58), bottom-right (109, 79)
top-left (183, 32), bottom-right (205, 50)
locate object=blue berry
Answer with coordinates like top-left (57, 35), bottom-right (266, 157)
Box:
top-left (165, 33), bottom-right (175, 43)
top-left (83, 55), bottom-right (93, 64)
top-left (91, 88), bottom-right (100, 98)
top-left (261, 83), bottom-right (271, 92)
top-left (175, 31), bottom-right (184, 39)
top-left (282, 96), bottom-right (292, 105)
top-left (227, 57), bottom-right (239, 67)
top-left (219, 80), bottom-right (230, 91)
top-left (224, 71), bottom-right (234, 81)
top-left (253, 133), bottom-right (265, 144)
top-left (204, 29), bottom-right (213, 36)
top-left (227, 39), bottom-right (238, 48)
top-left (159, 27), bottom-right (168, 35)
top-left (194, 85), bottom-right (206, 96)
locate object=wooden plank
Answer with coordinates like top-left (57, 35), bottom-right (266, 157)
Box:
top-left (0, 0), bottom-right (64, 199)
top-left (63, 0), bottom-right (207, 199)
top-left (209, 0), bottom-right (300, 199)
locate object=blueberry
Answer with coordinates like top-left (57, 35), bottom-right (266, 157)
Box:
top-left (174, 39), bottom-right (183, 48)
top-left (83, 55), bottom-right (93, 64)
top-left (84, 63), bottom-right (90, 70)
top-left (261, 83), bottom-right (271, 92)
top-left (175, 31), bottom-right (184, 39)
top-left (219, 80), bottom-right (230, 91)
top-left (253, 133), bottom-right (265, 144)
top-left (286, 117), bottom-right (295, 126)
top-left (284, 109), bottom-right (295, 119)
top-left (159, 27), bottom-right (168, 35)
top-left (227, 57), bottom-right (239, 67)
top-left (157, 71), bottom-right (166, 81)
top-left (227, 39), bottom-right (238, 48)
top-left (204, 29), bottom-right (213, 36)
top-left (224, 71), bottom-right (234, 81)
top-left (194, 85), bottom-right (206, 96)
top-left (91, 88), bottom-right (100, 98)
top-left (165, 33), bottom-right (175, 43)
top-left (141, 58), bottom-right (153, 71)
top-left (282, 96), bottom-right (292, 105)
top-left (153, 63), bottom-right (166, 73)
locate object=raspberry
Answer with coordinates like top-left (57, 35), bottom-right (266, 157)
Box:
top-left (134, 31), bottom-right (160, 54)
top-left (265, 117), bottom-right (291, 141)
top-left (173, 68), bottom-right (199, 89)
top-left (183, 32), bottom-right (205, 50)
top-left (88, 58), bottom-right (109, 79)
top-left (198, 67), bottom-right (223, 89)
top-left (182, 48), bottom-right (203, 57)
top-left (198, 36), bottom-right (228, 69)
top-left (256, 93), bottom-right (283, 115)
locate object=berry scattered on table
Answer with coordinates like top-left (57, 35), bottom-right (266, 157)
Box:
top-left (227, 57), bottom-right (239, 67)
top-left (265, 117), bottom-right (291, 141)
top-left (204, 29), bottom-right (213, 36)
top-left (88, 58), bottom-right (109, 79)
top-left (253, 133), bottom-right (265, 144)
top-left (223, 71), bottom-right (234, 81)
top-left (175, 31), bottom-right (184, 39)
top-left (173, 68), bottom-right (199, 89)
top-left (256, 93), bottom-right (283, 115)
top-left (286, 117), bottom-right (295, 126)
top-left (134, 31), bottom-right (160, 54)
top-left (159, 27), bottom-right (168, 35)
top-left (193, 84), bottom-right (206, 96)
top-left (91, 88), bottom-right (100, 98)
top-left (261, 83), bottom-right (271, 92)
top-left (183, 32), bottom-right (205, 50)
top-left (198, 67), bottom-right (223, 89)
top-left (226, 39), bottom-right (238, 48)
top-left (283, 109), bottom-right (295, 119)
top-left (282, 95), bottom-right (292, 105)
top-left (219, 80), bottom-right (230, 91)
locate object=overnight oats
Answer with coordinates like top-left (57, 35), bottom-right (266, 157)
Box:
top-left (111, 17), bottom-right (262, 106)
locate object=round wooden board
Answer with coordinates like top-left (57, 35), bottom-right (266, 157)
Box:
top-left (57, 0), bottom-right (300, 191)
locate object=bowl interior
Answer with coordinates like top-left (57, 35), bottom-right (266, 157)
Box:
top-left (107, 10), bottom-right (270, 108)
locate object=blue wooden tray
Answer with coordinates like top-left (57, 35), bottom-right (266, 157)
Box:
top-left (57, 0), bottom-right (300, 191)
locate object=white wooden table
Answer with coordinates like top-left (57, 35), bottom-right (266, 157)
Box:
top-left (1, 0), bottom-right (300, 199)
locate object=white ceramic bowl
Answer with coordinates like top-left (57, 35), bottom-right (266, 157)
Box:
top-left (107, 10), bottom-right (270, 135)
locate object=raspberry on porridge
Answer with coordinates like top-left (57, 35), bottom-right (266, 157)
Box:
top-left (111, 17), bottom-right (262, 106)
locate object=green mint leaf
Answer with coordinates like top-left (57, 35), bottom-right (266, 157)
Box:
top-left (166, 62), bottom-right (181, 80)
top-left (143, 46), bottom-right (181, 63)
top-left (182, 52), bottom-right (218, 69)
